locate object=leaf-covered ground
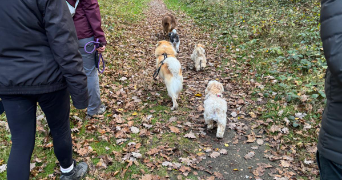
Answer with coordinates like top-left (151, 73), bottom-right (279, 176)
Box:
top-left (0, 0), bottom-right (322, 179)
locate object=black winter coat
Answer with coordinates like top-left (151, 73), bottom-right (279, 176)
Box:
top-left (0, 0), bottom-right (88, 109)
top-left (318, 0), bottom-right (342, 164)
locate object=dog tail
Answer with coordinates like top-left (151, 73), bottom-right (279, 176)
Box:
top-left (165, 57), bottom-right (183, 98)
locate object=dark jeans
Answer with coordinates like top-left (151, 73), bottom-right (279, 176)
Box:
top-left (0, 89), bottom-right (73, 180)
top-left (317, 151), bottom-right (342, 180)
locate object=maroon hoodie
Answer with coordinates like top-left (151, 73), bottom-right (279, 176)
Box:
top-left (66, 0), bottom-right (107, 45)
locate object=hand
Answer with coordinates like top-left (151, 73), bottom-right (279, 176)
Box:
top-left (97, 45), bottom-right (106, 53)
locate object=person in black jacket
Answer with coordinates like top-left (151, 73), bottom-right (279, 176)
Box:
top-left (0, 0), bottom-right (89, 180)
top-left (317, 0), bottom-right (342, 179)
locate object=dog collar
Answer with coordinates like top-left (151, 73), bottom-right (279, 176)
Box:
top-left (217, 94), bottom-right (222, 97)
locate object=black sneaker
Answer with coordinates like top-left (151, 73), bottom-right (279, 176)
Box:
top-left (60, 161), bottom-right (88, 180)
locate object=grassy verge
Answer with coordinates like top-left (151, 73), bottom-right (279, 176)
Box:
top-left (165, 0), bottom-right (323, 178)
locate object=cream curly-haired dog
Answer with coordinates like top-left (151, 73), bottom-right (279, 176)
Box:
top-left (204, 80), bottom-right (227, 138)
top-left (155, 40), bottom-right (183, 110)
top-left (191, 44), bottom-right (206, 71)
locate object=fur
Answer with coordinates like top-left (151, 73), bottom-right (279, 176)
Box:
top-left (162, 14), bottom-right (177, 35)
top-left (203, 80), bottom-right (227, 138)
top-left (191, 44), bottom-right (207, 71)
top-left (155, 40), bottom-right (183, 110)
top-left (169, 29), bottom-right (180, 53)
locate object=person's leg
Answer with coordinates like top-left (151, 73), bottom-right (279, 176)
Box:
top-left (78, 37), bottom-right (102, 116)
top-left (38, 89), bottom-right (88, 179)
top-left (0, 95), bottom-right (37, 180)
top-left (37, 89), bottom-right (73, 169)
top-left (0, 100), bottom-right (4, 114)
top-left (317, 151), bottom-right (342, 180)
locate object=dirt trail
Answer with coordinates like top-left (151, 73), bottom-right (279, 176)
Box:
top-left (101, 0), bottom-right (278, 179)
top-left (143, 1), bottom-right (278, 180)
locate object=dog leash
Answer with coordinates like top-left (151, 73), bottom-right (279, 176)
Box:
top-left (84, 38), bottom-right (105, 74)
top-left (153, 53), bottom-right (168, 80)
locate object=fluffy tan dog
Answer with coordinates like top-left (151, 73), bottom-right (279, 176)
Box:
top-left (162, 14), bottom-right (177, 35)
top-left (191, 44), bottom-right (207, 71)
top-left (154, 40), bottom-right (183, 110)
top-left (204, 80), bottom-right (227, 138)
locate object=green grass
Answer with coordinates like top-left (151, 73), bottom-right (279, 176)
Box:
top-left (164, 0), bottom-right (323, 178)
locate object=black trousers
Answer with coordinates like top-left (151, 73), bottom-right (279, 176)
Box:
top-left (0, 100), bottom-right (4, 114)
top-left (0, 88), bottom-right (73, 180)
top-left (317, 151), bottom-right (342, 180)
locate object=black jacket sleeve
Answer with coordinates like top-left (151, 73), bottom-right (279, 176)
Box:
top-left (42, 0), bottom-right (88, 109)
top-left (320, 0), bottom-right (342, 84)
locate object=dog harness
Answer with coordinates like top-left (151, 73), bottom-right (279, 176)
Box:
top-left (84, 38), bottom-right (106, 74)
top-left (153, 53), bottom-right (168, 80)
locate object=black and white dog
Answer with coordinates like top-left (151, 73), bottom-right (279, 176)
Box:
top-left (169, 29), bottom-right (180, 53)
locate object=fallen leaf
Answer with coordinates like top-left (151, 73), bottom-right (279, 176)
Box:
top-left (132, 152), bottom-right (142, 159)
top-left (210, 152), bottom-right (220, 158)
top-left (256, 139), bottom-right (264, 145)
top-left (0, 164), bottom-right (6, 173)
top-left (304, 159), bottom-right (314, 165)
top-left (140, 174), bottom-right (153, 180)
top-left (207, 176), bottom-right (215, 180)
top-left (130, 126), bottom-right (140, 134)
top-left (162, 161), bottom-right (172, 167)
top-left (169, 126), bottom-right (180, 134)
top-left (219, 149), bottom-right (228, 155)
top-left (184, 131), bottom-right (196, 139)
top-left (270, 125), bottom-right (281, 133)
top-left (214, 171), bottom-right (224, 179)
top-left (280, 160), bottom-right (290, 167)
top-left (244, 151), bottom-right (255, 160)
top-left (30, 163), bottom-right (36, 171)
top-left (96, 158), bottom-right (107, 169)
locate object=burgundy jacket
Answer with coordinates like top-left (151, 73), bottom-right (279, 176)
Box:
top-left (66, 0), bottom-right (107, 45)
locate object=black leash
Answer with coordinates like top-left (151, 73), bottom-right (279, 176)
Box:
top-left (200, 60), bottom-right (202, 70)
top-left (153, 53), bottom-right (168, 80)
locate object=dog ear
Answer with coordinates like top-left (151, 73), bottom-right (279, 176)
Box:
top-left (205, 81), bottom-right (214, 95)
top-left (219, 83), bottom-right (224, 93)
top-left (156, 41), bottom-right (161, 47)
top-left (198, 44), bottom-right (205, 49)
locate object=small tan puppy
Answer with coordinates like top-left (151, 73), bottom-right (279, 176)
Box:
top-left (162, 14), bottom-right (177, 35)
top-left (191, 44), bottom-right (207, 71)
top-left (204, 80), bottom-right (227, 138)
top-left (155, 40), bottom-right (183, 110)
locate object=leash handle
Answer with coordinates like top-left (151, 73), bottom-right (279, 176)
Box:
top-left (84, 38), bottom-right (101, 53)
top-left (84, 38), bottom-right (105, 74)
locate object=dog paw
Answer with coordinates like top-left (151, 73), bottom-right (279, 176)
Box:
top-left (216, 135), bottom-right (224, 138)
top-left (216, 131), bottom-right (224, 138)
